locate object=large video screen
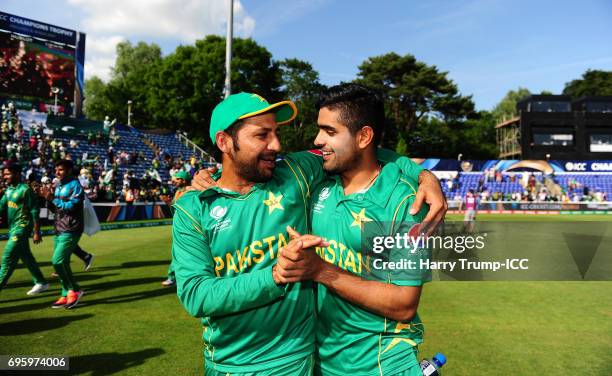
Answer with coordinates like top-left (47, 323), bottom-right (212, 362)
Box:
top-left (0, 31), bottom-right (75, 103)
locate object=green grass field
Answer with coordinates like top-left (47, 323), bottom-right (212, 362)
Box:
top-left (1, 218), bottom-right (611, 375)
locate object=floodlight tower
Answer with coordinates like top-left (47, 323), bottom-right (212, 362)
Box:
top-left (224, 0), bottom-right (233, 98)
top-left (51, 87), bottom-right (60, 115)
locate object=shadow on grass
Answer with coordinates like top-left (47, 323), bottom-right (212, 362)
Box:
top-left (79, 286), bottom-right (176, 308)
top-left (14, 260), bottom-right (54, 269)
top-left (0, 277), bottom-right (166, 314)
top-left (67, 348), bottom-right (165, 375)
top-left (92, 260), bottom-right (170, 272)
top-left (0, 314), bottom-right (94, 336)
top-left (3, 273), bottom-right (121, 290)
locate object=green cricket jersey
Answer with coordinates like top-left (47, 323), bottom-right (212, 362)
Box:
top-left (0, 183), bottom-right (39, 236)
top-left (172, 150), bottom-right (424, 373)
top-left (310, 163), bottom-right (429, 376)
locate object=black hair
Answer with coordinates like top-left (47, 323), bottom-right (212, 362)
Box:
top-left (212, 119), bottom-right (246, 163)
top-left (4, 163), bottom-right (22, 175)
top-left (316, 83), bottom-right (385, 146)
top-left (55, 159), bottom-right (74, 171)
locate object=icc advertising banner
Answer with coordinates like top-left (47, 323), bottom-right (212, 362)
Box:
top-left (0, 11), bottom-right (77, 45)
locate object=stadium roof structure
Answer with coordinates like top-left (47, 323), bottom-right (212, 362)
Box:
top-left (495, 116), bottom-right (520, 129)
top-left (496, 116), bottom-right (521, 159)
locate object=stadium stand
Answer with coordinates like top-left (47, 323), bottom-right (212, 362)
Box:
top-left (440, 171), bottom-right (611, 202)
top-left (0, 106), bottom-right (213, 204)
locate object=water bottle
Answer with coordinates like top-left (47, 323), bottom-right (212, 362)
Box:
top-left (420, 353), bottom-right (446, 376)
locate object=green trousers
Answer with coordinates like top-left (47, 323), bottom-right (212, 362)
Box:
top-left (0, 233), bottom-right (47, 290)
top-left (205, 354), bottom-right (314, 376)
top-left (52, 233), bottom-right (82, 296)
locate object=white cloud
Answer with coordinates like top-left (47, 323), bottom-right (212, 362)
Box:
top-left (68, 0), bottom-right (255, 81)
top-left (69, 0), bottom-right (254, 40)
top-left (85, 35), bottom-right (125, 81)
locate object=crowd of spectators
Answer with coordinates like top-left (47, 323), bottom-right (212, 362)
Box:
top-left (0, 104), bottom-right (203, 205)
top-left (443, 168), bottom-right (609, 203)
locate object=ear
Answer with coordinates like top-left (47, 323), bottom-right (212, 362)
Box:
top-left (215, 132), bottom-right (233, 154)
top-left (357, 126), bottom-right (375, 149)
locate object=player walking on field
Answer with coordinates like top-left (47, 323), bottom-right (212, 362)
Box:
top-left (39, 159), bottom-right (85, 309)
top-left (173, 92), bottom-right (445, 375)
top-left (0, 163), bottom-right (49, 296)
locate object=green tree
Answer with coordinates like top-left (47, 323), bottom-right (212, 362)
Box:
top-left (277, 58), bottom-right (325, 152)
top-left (109, 41), bottom-right (162, 127)
top-left (355, 52), bottom-right (475, 148)
top-left (147, 35), bottom-right (283, 150)
top-left (563, 69), bottom-right (612, 97)
top-left (83, 41), bottom-right (162, 127)
top-left (461, 111), bottom-right (498, 159)
top-left (83, 76), bottom-right (110, 121)
top-left (491, 87), bottom-right (531, 124)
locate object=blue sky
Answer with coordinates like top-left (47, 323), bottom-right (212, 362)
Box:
top-left (2, 0), bottom-right (611, 110)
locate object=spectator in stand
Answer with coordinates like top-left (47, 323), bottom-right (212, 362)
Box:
top-left (445, 178), bottom-right (452, 191)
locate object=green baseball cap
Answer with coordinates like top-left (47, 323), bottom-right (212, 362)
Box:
top-left (209, 92), bottom-right (297, 144)
top-left (173, 170), bottom-right (191, 182)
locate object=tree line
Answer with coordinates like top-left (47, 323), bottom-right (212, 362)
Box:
top-left (84, 35), bottom-right (612, 159)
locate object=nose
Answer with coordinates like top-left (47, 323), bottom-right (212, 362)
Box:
top-left (268, 133), bottom-right (281, 152)
top-left (313, 130), bottom-right (325, 148)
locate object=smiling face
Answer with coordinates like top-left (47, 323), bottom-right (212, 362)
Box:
top-left (3, 168), bottom-right (18, 185)
top-left (218, 112), bottom-right (281, 183)
top-left (314, 106), bottom-right (363, 174)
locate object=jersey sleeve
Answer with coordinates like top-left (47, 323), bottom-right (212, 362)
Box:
top-left (0, 192), bottom-right (7, 218)
top-left (172, 196), bottom-right (287, 318)
top-left (285, 150), bottom-right (326, 192)
top-left (24, 187), bottom-right (40, 223)
top-left (387, 176), bottom-right (431, 287)
top-left (376, 148), bottom-right (424, 183)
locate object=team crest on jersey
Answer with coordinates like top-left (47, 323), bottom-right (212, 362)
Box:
top-left (319, 187), bottom-right (331, 201)
top-left (313, 187), bottom-right (331, 214)
top-left (263, 191), bottom-right (284, 214)
top-left (350, 208), bottom-right (372, 228)
top-left (210, 206), bottom-right (232, 233)
top-left (210, 205), bottom-right (227, 220)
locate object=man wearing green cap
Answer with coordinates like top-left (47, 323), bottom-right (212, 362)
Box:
top-left (161, 170), bottom-right (191, 287)
top-left (172, 92), bottom-right (445, 375)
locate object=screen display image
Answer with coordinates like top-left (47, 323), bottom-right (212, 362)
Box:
top-left (0, 31), bottom-right (75, 103)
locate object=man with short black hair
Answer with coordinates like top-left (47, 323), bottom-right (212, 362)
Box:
top-left (0, 163), bottom-right (48, 295)
top-left (275, 83), bottom-right (434, 375)
top-left (40, 159), bottom-right (85, 309)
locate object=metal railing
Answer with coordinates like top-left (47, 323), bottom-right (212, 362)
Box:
top-left (177, 133), bottom-right (214, 162)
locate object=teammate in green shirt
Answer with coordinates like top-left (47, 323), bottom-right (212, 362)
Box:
top-left (275, 84), bottom-right (432, 375)
top-left (0, 163), bottom-right (49, 295)
top-left (161, 170), bottom-right (190, 287)
top-left (173, 92), bottom-right (445, 375)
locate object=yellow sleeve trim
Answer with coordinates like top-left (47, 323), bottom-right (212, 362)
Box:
top-left (282, 158), bottom-right (309, 214)
top-left (390, 193), bottom-right (416, 235)
top-left (174, 203), bottom-right (204, 236)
